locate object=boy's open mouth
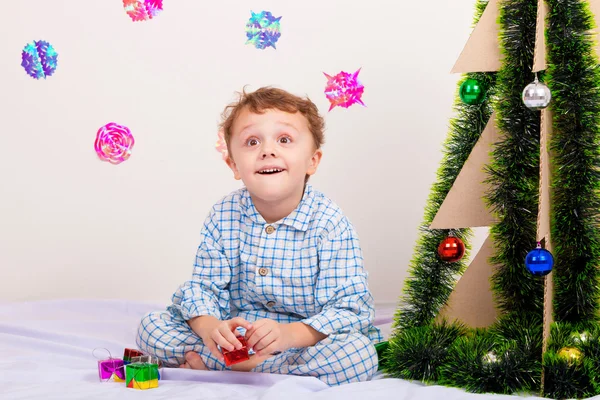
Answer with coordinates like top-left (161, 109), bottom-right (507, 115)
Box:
top-left (257, 168), bottom-right (285, 175)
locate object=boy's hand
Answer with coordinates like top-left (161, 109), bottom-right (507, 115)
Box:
top-left (188, 316), bottom-right (253, 362)
top-left (245, 319), bottom-right (292, 357)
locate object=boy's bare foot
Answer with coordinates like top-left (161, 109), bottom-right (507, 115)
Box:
top-left (230, 352), bottom-right (273, 372)
top-left (178, 351), bottom-right (274, 372)
top-left (179, 351), bottom-right (208, 370)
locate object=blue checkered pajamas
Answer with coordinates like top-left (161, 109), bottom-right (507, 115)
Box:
top-left (136, 184), bottom-right (383, 386)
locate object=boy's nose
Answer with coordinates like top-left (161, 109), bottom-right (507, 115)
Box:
top-left (261, 151), bottom-right (276, 159)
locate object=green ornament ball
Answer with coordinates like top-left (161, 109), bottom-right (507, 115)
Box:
top-left (459, 78), bottom-right (486, 105)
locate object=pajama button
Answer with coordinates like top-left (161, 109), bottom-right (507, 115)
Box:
top-left (266, 301), bottom-right (276, 307)
top-left (258, 267), bottom-right (269, 276)
top-left (265, 225), bottom-right (276, 234)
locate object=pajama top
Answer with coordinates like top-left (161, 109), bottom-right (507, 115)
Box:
top-left (169, 184), bottom-right (382, 343)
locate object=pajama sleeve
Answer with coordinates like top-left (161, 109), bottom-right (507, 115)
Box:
top-left (301, 218), bottom-right (376, 336)
top-left (171, 208), bottom-right (232, 321)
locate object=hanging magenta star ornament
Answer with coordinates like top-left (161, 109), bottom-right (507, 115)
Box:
top-left (323, 69), bottom-right (365, 111)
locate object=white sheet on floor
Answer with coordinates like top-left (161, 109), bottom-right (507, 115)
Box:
top-left (0, 299), bottom-right (547, 400)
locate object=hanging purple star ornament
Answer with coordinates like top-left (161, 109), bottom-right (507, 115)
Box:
top-left (245, 11), bottom-right (282, 50)
top-left (323, 69), bottom-right (365, 111)
top-left (21, 40), bottom-right (58, 80)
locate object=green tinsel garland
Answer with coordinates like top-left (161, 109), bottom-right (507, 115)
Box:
top-left (485, 0), bottom-right (542, 318)
top-left (542, 0), bottom-right (600, 395)
top-left (439, 313), bottom-right (542, 393)
top-left (545, 0), bottom-right (600, 324)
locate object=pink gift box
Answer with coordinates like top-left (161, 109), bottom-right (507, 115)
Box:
top-left (98, 358), bottom-right (125, 382)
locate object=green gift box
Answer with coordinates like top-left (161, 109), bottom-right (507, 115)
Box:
top-left (125, 363), bottom-right (159, 390)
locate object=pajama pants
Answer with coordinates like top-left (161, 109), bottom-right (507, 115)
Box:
top-left (135, 310), bottom-right (379, 386)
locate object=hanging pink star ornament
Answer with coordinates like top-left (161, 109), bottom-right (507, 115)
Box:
top-left (123, 0), bottom-right (163, 22)
top-left (216, 128), bottom-right (228, 161)
top-left (323, 68), bottom-right (365, 111)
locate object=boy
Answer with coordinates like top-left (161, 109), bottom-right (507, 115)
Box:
top-left (136, 87), bottom-right (382, 385)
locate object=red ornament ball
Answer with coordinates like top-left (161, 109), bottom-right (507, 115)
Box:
top-left (438, 236), bottom-right (465, 262)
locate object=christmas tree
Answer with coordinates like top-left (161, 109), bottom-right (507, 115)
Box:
top-left (382, 0), bottom-right (600, 397)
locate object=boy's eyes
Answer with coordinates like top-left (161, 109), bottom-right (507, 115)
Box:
top-left (245, 136), bottom-right (292, 146)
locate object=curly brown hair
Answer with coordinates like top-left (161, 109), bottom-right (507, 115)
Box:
top-left (219, 86), bottom-right (325, 158)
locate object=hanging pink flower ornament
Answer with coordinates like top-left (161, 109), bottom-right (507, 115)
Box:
top-left (94, 122), bottom-right (135, 165)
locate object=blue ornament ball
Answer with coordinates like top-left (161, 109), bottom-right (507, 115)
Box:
top-left (525, 244), bottom-right (554, 276)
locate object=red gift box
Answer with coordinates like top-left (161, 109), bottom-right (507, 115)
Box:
top-left (123, 348), bottom-right (144, 364)
top-left (222, 337), bottom-right (250, 366)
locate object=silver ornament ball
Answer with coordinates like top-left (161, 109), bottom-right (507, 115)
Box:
top-left (522, 80), bottom-right (551, 110)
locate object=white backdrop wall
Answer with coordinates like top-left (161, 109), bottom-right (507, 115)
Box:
top-left (0, 0), bottom-right (484, 305)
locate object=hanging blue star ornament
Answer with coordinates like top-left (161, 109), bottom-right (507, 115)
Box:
top-left (525, 242), bottom-right (554, 276)
top-left (245, 11), bottom-right (282, 50)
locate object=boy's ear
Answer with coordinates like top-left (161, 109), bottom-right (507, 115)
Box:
top-left (307, 149), bottom-right (323, 176)
top-left (225, 156), bottom-right (242, 180)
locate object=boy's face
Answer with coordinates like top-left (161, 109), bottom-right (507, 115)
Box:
top-left (226, 107), bottom-right (322, 203)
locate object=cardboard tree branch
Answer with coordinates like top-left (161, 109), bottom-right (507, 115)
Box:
top-left (436, 233), bottom-right (499, 328)
top-left (451, 0), bottom-right (503, 73)
top-left (430, 112), bottom-right (500, 229)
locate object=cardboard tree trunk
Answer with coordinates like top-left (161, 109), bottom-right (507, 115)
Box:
top-left (533, 0), bottom-right (548, 73)
top-left (539, 108), bottom-right (554, 352)
top-left (589, 0), bottom-right (600, 62)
